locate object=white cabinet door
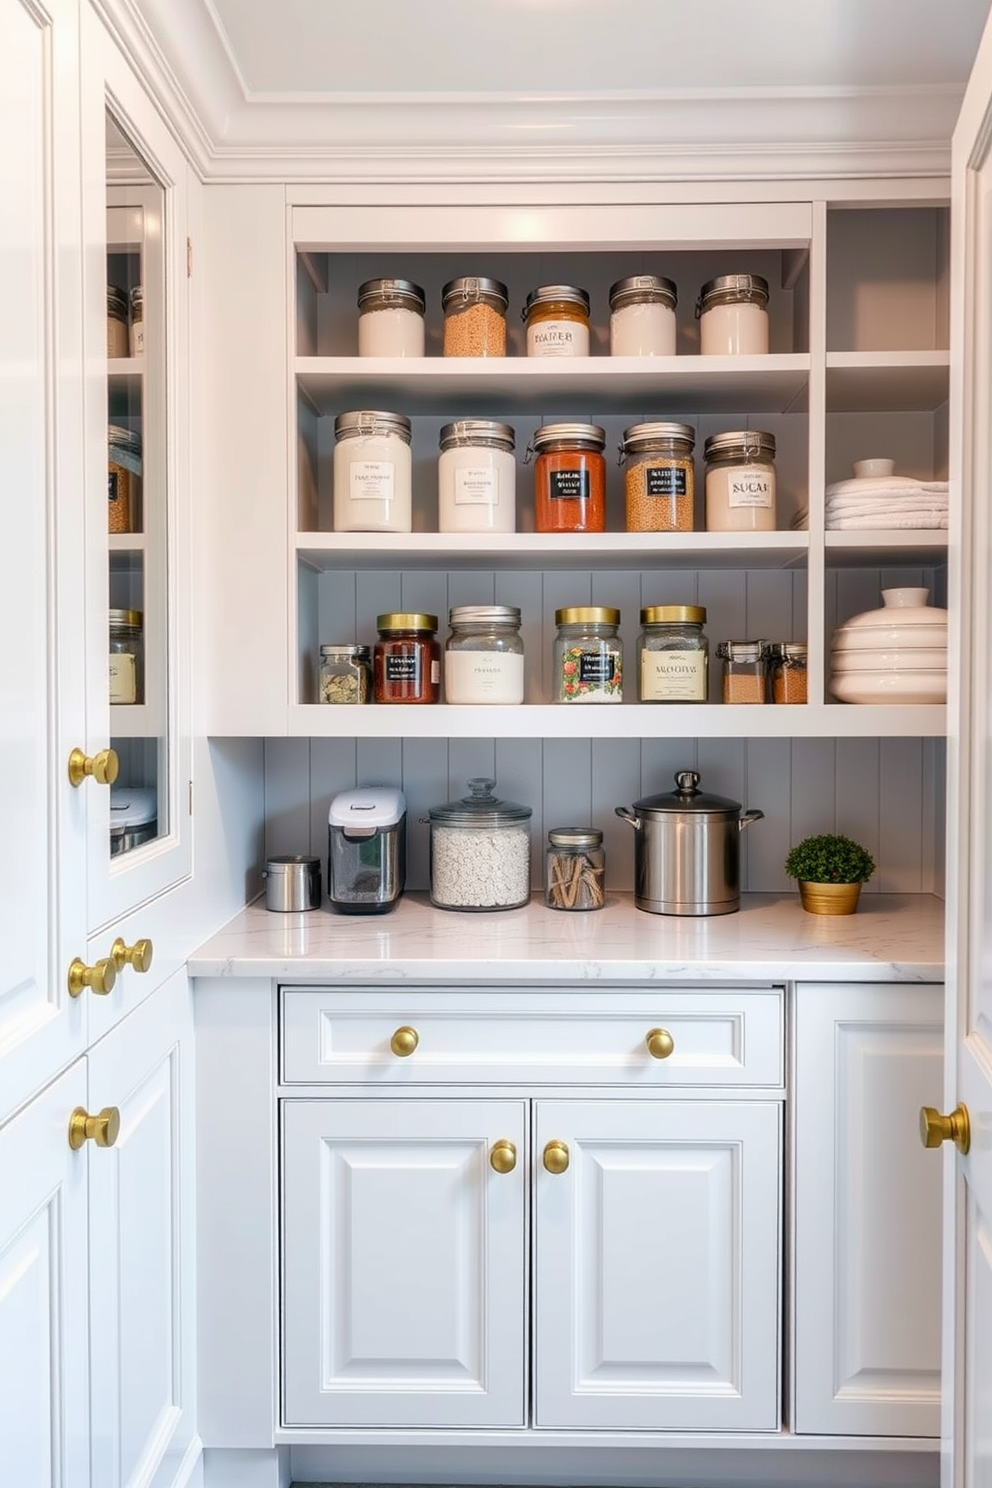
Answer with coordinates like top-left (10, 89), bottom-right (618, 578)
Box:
top-left (0, 1063), bottom-right (90, 1488)
top-left (792, 982), bottom-right (942, 1437)
top-left (282, 1098), bottom-right (527, 1427)
top-left (533, 1099), bottom-right (782, 1431)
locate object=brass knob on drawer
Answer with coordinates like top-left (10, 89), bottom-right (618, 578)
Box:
top-left (543, 1140), bottom-right (569, 1175)
top-left (490, 1140), bottom-right (517, 1174)
top-left (390, 1025), bottom-right (419, 1058)
top-left (68, 746), bottom-right (119, 788)
top-left (68, 1106), bottom-right (120, 1150)
top-left (67, 956), bottom-right (116, 998)
top-left (110, 937), bottom-right (154, 974)
top-left (920, 1103), bottom-right (971, 1155)
top-left (645, 1027), bottom-right (675, 1060)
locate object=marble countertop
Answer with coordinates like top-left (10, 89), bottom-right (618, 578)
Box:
top-left (187, 891), bottom-right (945, 983)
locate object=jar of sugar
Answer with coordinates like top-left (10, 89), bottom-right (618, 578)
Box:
top-left (428, 777), bottom-right (532, 911)
top-left (696, 273), bottom-right (769, 355)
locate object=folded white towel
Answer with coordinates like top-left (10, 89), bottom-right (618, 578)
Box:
top-left (826, 495), bottom-right (948, 518)
top-left (827, 512), bottom-right (948, 531)
top-left (825, 476), bottom-right (949, 499)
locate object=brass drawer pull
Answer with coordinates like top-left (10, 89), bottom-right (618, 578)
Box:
top-left (390, 1026), bottom-right (419, 1057)
top-left (645, 1027), bottom-right (675, 1060)
top-left (67, 956), bottom-right (116, 998)
top-left (489, 1140), bottom-right (517, 1174)
top-left (111, 937), bottom-right (154, 974)
top-left (68, 1106), bottom-right (120, 1150)
top-left (543, 1140), bottom-right (569, 1174)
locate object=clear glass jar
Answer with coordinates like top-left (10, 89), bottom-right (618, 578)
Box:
top-left (107, 284), bottom-right (129, 358)
top-left (129, 285), bottom-right (144, 355)
top-left (704, 430), bottom-right (777, 533)
top-left (717, 639), bottom-right (767, 704)
top-left (545, 827), bottom-right (606, 911)
top-left (442, 277), bottom-right (508, 357)
top-left (620, 422), bottom-right (695, 532)
top-left (333, 410), bottom-right (413, 533)
top-left (638, 605), bottom-right (709, 702)
top-left (109, 608), bottom-right (144, 705)
top-left (373, 613), bottom-right (440, 704)
top-left (522, 284), bottom-right (590, 357)
top-left (609, 275), bottom-right (677, 356)
top-left (554, 606), bottom-right (623, 703)
top-left (444, 605), bottom-right (524, 705)
top-left (437, 420), bottom-right (516, 534)
top-left (696, 273), bottom-right (769, 354)
top-left (529, 423), bottom-right (606, 533)
top-left (428, 777), bottom-right (532, 911)
top-left (319, 643), bottom-right (372, 704)
top-left (356, 278), bottom-right (425, 356)
top-left (765, 642), bottom-right (808, 704)
top-left (108, 424), bottom-right (142, 533)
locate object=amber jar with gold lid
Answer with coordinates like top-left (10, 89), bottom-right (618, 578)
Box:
top-left (373, 613), bottom-right (440, 704)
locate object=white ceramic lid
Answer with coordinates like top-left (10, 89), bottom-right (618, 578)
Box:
top-left (328, 785), bottom-right (406, 829)
top-left (109, 785), bottom-right (157, 829)
top-left (841, 587), bottom-right (948, 629)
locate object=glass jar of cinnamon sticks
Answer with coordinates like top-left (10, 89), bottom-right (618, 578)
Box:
top-left (544, 827), bottom-right (606, 911)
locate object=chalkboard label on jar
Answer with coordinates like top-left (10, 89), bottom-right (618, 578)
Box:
top-left (550, 469), bottom-right (591, 501)
top-left (578, 653), bottom-right (617, 685)
top-left (646, 465), bottom-right (688, 497)
top-left (384, 653), bottom-right (421, 684)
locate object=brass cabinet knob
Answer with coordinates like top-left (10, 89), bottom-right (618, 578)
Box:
top-left (68, 1106), bottom-right (121, 1151)
top-left (68, 746), bottom-right (119, 788)
top-left (920, 1103), bottom-right (971, 1155)
top-left (645, 1027), bottom-right (675, 1060)
top-left (67, 956), bottom-right (116, 998)
top-left (111, 937), bottom-right (154, 974)
top-left (543, 1140), bottom-right (569, 1175)
top-left (489, 1140), bottom-right (517, 1174)
top-left (390, 1025), bottom-right (419, 1058)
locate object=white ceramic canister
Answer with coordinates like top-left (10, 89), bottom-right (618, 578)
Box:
top-left (703, 429), bottom-right (777, 533)
top-left (437, 419), bottom-right (516, 533)
top-left (356, 278), bottom-right (426, 357)
top-left (696, 273), bottom-right (769, 355)
top-left (444, 605), bottom-right (525, 705)
top-left (332, 410), bottom-right (413, 533)
top-left (609, 275), bottom-right (678, 356)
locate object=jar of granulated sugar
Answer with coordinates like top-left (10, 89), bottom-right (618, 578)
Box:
top-left (704, 429), bottom-right (777, 533)
top-left (333, 410), bottom-right (413, 533)
top-left (438, 420), bottom-right (516, 533)
top-left (428, 777), bottom-right (532, 911)
top-left (609, 275), bottom-right (678, 356)
top-left (696, 274), bottom-right (769, 355)
top-left (357, 278), bottom-right (426, 357)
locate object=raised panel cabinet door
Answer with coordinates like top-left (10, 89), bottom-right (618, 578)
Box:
top-left (792, 982), bottom-right (942, 1437)
top-left (533, 1098), bottom-right (782, 1431)
top-left (282, 1098), bottom-right (527, 1427)
top-left (0, 1063), bottom-right (90, 1488)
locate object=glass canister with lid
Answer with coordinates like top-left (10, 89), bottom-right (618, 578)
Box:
top-left (356, 278), bottom-right (426, 356)
top-left (717, 639), bottom-right (767, 704)
top-left (373, 613), bottom-right (440, 704)
top-left (444, 605), bottom-right (524, 705)
top-left (638, 605), bottom-right (709, 702)
top-left (765, 642), bottom-right (808, 703)
top-left (704, 429), bottom-right (777, 533)
top-left (442, 277), bottom-right (508, 357)
top-left (545, 827), bottom-right (606, 911)
top-left (428, 777), bottom-right (533, 911)
top-left (437, 420), bottom-right (516, 533)
top-left (620, 421), bottom-right (695, 532)
top-left (609, 275), bottom-right (678, 356)
top-left (109, 609), bottom-right (144, 705)
top-left (529, 423), bottom-right (606, 533)
top-left (522, 284), bottom-right (591, 357)
top-left (696, 273), bottom-right (770, 354)
top-left (319, 643), bottom-right (372, 704)
top-left (554, 606), bottom-right (623, 703)
top-left (108, 424), bottom-right (142, 533)
top-left (333, 410), bottom-right (413, 533)
top-left (107, 285), bottom-right (129, 358)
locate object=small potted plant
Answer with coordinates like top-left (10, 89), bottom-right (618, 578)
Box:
top-left (784, 833), bottom-right (876, 915)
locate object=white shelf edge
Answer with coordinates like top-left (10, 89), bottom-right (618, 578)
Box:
top-left (825, 349), bottom-right (949, 369)
top-left (296, 352), bottom-right (811, 375)
top-left (110, 703), bottom-right (164, 739)
top-left (109, 533), bottom-right (147, 554)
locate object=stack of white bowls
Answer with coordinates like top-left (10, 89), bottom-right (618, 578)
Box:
top-left (829, 587), bottom-right (948, 704)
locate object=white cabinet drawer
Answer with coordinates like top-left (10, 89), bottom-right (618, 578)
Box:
top-left (280, 986), bottom-right (784, 1088)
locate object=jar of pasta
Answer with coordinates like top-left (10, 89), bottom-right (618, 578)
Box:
top-left (554, 607), bottom-right (623, 703)
top-left (442, 277), bottom-right (508, 357)
top-left (619, 422), bottom-right (695, 532)
top-left (609, 275), bottom-right (677, 356)
top-left (704, 430), bottom-right (777, 533)
top-left (522, 285), bottom-right (590, 357)
top-left (638, 605), bottom-right (708, 702)
top-left (357, 278), bottom-right (426, 357)
top-left (529, 423), bottom-right (606, 533)
top-left (437, 420), bottom-right (516, 534)
top-left (333, 410), bottom-right (413, 533)
top-left (696, 273), bottom-right (769, 355)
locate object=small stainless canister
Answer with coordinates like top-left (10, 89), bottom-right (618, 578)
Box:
top-left (262, 855), bottom-right (322, 912)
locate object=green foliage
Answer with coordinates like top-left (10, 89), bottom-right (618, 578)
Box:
top-left (783, 833), bottom-right (876, 885)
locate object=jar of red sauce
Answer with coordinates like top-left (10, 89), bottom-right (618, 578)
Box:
top-left (529, 423), bottom-right (606, 533)
top-left (373, 613), bottom-right (440, 704)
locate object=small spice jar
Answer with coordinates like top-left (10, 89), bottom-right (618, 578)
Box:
top-left (333, 411), bottom-right (413, 533)
top-left (529, 423), bottom-right (606, 533)
top-left (717, 640), bottom-right (767, 704)
top-left (109, 609), bottom-right (144, 705)
top-left (129, 286), bottom-right (144, 355)
top-left (428, 777), bottom-right (533, 912)
top-left (319, 644), bottom-right (372, 704)
top-left (442, 277), bottom-right (508, 357)
top-left (609, 275), bottom-right (678, 356)
top-left (357, 278), bottom-right (426, 357)
top-left (704, 430), bottom-right (777, 533)
top-left (444, 605), bottom-right (524, 705)
top-left (554, 606), bottom-right (623, 703)
top-left (373, 613), bottom-right (440, 704)
top-left (638, 605), bottom-right (709, 703)
top-left (107, 285), bottom-right (129, 358)
top-left (437, 420), bottom-right (516, 534)
top-left (620, 421), bottom-right (695, 532)
top-left (765, 642), bottom-right (808, 704)
top-left (107, 424), bottom-right (142, 534)
top-left (522, 285), bottom-right (591, 358)
top-left (696, 273), bottom-right (770, 355)
top-left (545, 827), bottom-right (606, 911)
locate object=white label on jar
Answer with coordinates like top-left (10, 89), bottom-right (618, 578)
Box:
top-left (527, 319), bottom-right (589, 357)
top-left (455, 467), bottom-right (498, 506)
top-left (350, 461), bottom-right (395, 502)
top-left (728, 466), bottom-right (774, 508)
top-left (109, 652), bottom-right (136, 704)
top-left (445, 650), bottom-right (524, 704)
top-left (641, 650), bottom-right (707, 701)
top-left (130, 322), bottom-right (144, 356)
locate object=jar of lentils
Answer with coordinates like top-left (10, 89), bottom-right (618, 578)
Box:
top-left (717, 639), bottom-right (767, 704)
top-left (319, 644), bottom-right (372, 704)
top-left (437, 420), bottom-right (516, 534)
top-left (765, 642), bottom-right (808, 704)
top-left (530, 423), bottom-right (606, 533)
top-left (333, 410), bottom-right (413, 533)
top-left (522, 284), bottom-right (590, 357)
top-left (620, 421), bottom-right (695, 532)
top-left (638, 605), bottom-right (709, 703)
top-left (554, 606), bottom-right (623, 703)
top-left (444, 605), bottom-right (524, 705)
top-left (373, 613), bottom-right (440, 704)
top-left (609, 275), bottom-right (678, 356)
top-left (696, 273), bottom-right (770, 355)
top-left (356, 278), bottom-right (425, 357)
top-left (442, 277), bottom-right (508, 357)
top-left (704, 429), bottom-right (777, 533)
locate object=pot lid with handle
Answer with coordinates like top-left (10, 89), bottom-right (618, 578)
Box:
top-left (631, 769), bottom-right (746, 819)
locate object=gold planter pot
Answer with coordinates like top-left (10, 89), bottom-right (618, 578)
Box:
top-left (798, 881), bottom-right (862, 915)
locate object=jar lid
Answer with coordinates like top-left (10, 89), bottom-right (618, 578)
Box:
top-left (334, 410), bottom-right (412, 443)
top-left (641, 604), bottom-right (707, 625)
top-left (530, 422), bottom-right (606, 453)
top-left (107, 285), bottom-right (128, 316)
top-left (429, 776), bottom-right (532, 828)
top-left (548, 826), bottom-right (603, 848)
top-left (696, 273), bottom-right (769, 315)
top-left (328, 785), bottom-right (406, 830)
top-left (448, 605), bottom-right (522, 627)
top-left (110, 784), bottom-right (157, 828)
top-left (376, 612), bottom-right (438, 633)
top-left (620, 421), bottom-right (695, 453)
top-left (703, 430), bottom-right (776, 461)
top-left (632, 769), bottom-right (743, 818)
top-left (522, 284), bottom-right (590, 320)
top-left (439, 419), bottom-right (515, 452)
top-left (609, 275), bottom-right (677, 310)
top-left (555, 606), bottom-right (620, 626)
top-left (716, 639), bottom-right (766, 661)
top-left (320, 643), bottom-right (371, 660)
top-left (109, 608), bottom-right (143, 628)
top-left (130, 285), bottom-right (143, 309)
top-left (441, 277), bottom-right (509, 310)
top-left (763, 642), bottom-right (808, 661)
top-left (108, 424), bottom-right (142, 452)
top-left (357, 278), bottom-right (425, 313)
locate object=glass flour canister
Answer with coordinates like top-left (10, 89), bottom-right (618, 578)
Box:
top-left (442, 277), bottom-right (508, 357)
top-left (109, 609), bottom-right (144, 705)
top-left (357, 278), bottom-right (426, 357)
top-left (333, 410), bottom-right (412, 533)
top-left (438, 420), bottom-right (516, 533)
top-left (609, 275), bottom-right (677, 356)
top-left (620, 421), bottom-right (695, 532)
top-left (765, 642), bottom-right (808, 704)
top-left (429, 777), bottom-right (533, 911)
top-left (373, 613), bottom-right (440, 704)
top-left (704, 430), bottom-right (777, 533)
top-left (319, 643), bottom-right (372, 704)
top-left (554, 606), bottom-right (623, 703)
top-left (545, 827), bottom-right (606, 911)
top-left (696, 273), bottom-right (770, 355)
top-left (522, 285), bottom-right (590, 357)
top-left (444, 605), bottom-right (524, 705)
top-left (638, 605), bottom-right (709, 702)
top-left (717, 639), bottom-right (767, 704)
top-left (107, 285), bottom-right (129, 358)
top-left (529, 423), bottom-right (606, 533)
top-left (108, 424), bottom-right (142, 533)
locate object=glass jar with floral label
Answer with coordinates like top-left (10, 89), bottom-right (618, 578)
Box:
top-left (554, 606), bottom-right (623, 703)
